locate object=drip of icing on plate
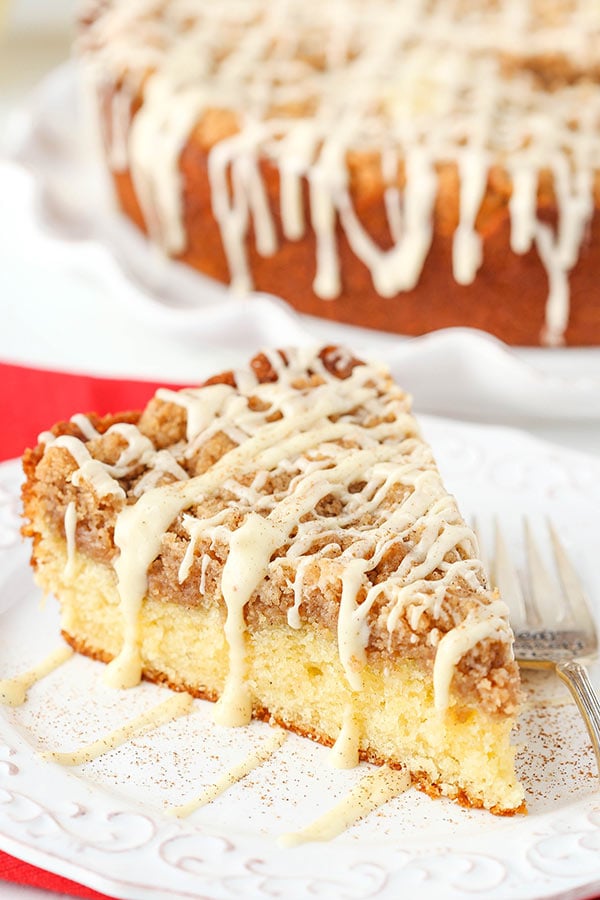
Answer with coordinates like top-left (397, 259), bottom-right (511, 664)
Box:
top-left (279, 765), bottom-right (411, 847)
top-left (167, 728), bottom-right (287, 817)
top-left (42, 692), bottom-right (193, 766)
top-left (0, 646), bottom-right (74, 707)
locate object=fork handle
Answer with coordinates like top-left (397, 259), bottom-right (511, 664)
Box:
top-left (556, 660), bottom-right (600, 777)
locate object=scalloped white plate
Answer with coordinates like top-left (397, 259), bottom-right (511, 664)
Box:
top-left (1, 416), bottom-right (600, 900)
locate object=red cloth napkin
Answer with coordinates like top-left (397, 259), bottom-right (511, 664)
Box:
top-left (0, 852), bottom-right (115, 898)
top-left (0, 361), bottom-right (185, 462)
top-left (0, 361), bottom-right (186, 897)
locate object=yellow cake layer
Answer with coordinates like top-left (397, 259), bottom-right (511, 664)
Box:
top-left (32, 525), bottom-right (524, 814)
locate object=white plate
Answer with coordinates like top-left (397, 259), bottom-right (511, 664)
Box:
top-left (1, 417), bottom-right (600, 900)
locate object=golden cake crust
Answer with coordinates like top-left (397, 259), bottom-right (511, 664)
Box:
top-left (109, 148), bottom-right (600, 346)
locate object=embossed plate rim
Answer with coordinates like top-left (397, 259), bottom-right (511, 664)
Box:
top-left (1, 417), bottom-right (600, 900)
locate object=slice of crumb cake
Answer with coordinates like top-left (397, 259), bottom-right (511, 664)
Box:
top-left (22, 346), bottom-right (524, 814)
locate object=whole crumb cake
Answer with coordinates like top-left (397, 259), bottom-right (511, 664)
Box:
top-left (77, 0), bottom-right (600, 345)
top-left (22, 346), bottom-right (525, 814)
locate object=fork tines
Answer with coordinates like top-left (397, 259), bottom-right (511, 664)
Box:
top-left (490, 518), bottom-right (596, 649)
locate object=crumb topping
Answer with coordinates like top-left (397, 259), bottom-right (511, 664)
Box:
top-left (23, 346), bottom-right (519, 719)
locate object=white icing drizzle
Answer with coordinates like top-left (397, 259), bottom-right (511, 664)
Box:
top-left (433, 600), bottom-right (508, 711)
top-left (78, 0), bottom-right (600, 343)
top-left (509, 163), bottom-right (538, 254)
top-left (535, 225), bottom-right (567, 346)
top-left (40, 347), bottom-right (513, 730)
top-left (452, 148), bottom-right (488, 285)
top-left (108, 86), bottom-right (134, 170)
top-left (329, 702), bottom-right (361, 769)
top-left (157, 384), bottom-right (236, 441)
top-left (43, 692), bottom-right (193, 765)
top-left (279, 765), bottom-right (411, 847)
top-left (48, 435), bottom-right (126, 499)
top-left (45, 423), bottom-right (189, 517)
top-left (199, 553), bottom-right (210, 596)
top-left (0, 646), bottom-right (74, 707)
top-left (63, 501), bottom-right (77, 578)
top-left (131, 449), bottom-right (189, 497)
top-left (167, 728), bottom-right (287, 817)
top-left (337, 559), bottom-right (370, 691)
top-left (287, 556), bottom-right (311, 629)
top-left (70, 414), bottom-right (101, 441)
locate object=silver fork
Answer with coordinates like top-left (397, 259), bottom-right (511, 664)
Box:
top-left (489, 518), bottom-right (600, 776)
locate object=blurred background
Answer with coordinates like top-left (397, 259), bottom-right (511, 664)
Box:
top-left (0, 0), bottom-right (74, 133)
